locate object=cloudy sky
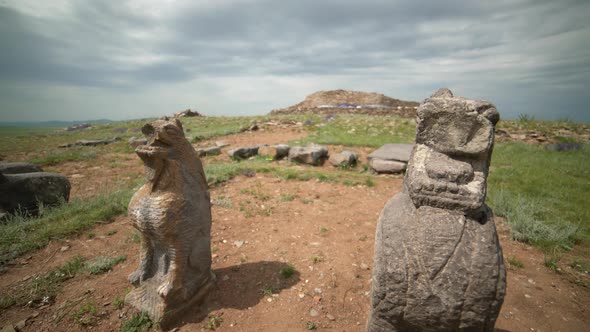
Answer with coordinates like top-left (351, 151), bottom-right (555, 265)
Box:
top-left (0, 0), bottom-right (588, 122)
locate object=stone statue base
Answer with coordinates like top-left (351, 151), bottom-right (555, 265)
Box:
top-left (368, 192), bottom-right (505, 332)
top-left (125, 272), bottom-right (215, 328)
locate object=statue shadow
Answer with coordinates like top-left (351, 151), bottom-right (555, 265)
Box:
top-left (168, 261), bottom-right (300, 329)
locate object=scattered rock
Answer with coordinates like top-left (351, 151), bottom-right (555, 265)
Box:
top-left (228, 146), bottom-right (259, 159)
top-left (59, 137), bottom-right (120, 148)
top-left (215, 141), bottom-right (230, 148)
top-left (233, 240), bottom-right (245, 248)
top-left (288, 144), bottom-right (328, 166)
top-left (60, 245), bottom-right (70, 252)
top-left (326, 314), bottom-right (336, 321)
top-left (367, 143), bottom-right (413, 174)
top-left (65, 123), bottom-right (91, 131)
top-left (128, 136), bottom-right (148, 148)
top-left (196, 146), bottom-right (221, 157)
top-left (545, 143), bottom-right (583, 151)
top-left (258, 144), bottom-right (290, 160)
top-left (328, 151), bottom-right (358, 167)
top-left (310, 308), bottom-right (319, 317)
top-left (173, 109), bottom-right (203, 118)
top-left (367, 144), bottom-right (413, 163)
top-left (0, 162), bottom-right (43, 174)
top-left (0, 172), bottom-right (71, 216)
top-left (369, 159), bottom-right (406, 174)
top-left (360, 263), bottom-right (369, 270)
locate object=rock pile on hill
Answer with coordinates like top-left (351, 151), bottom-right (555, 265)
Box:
top-left (270, 89), bottom-right (419, 117)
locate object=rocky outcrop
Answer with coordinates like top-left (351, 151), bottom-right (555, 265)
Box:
top-left (125, 119), bottom-right (214, 328)
top-left (59, 137), bottom-right (120, 148)
top-left (270, 90), bottom-right (419, 117)
top-left (367, 89), bottom-right (505, 332)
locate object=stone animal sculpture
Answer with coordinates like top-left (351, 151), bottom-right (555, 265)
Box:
top-left (367, 88), bottom-right (506, 332)
top-left (125, 118), bottom-right (214, 327)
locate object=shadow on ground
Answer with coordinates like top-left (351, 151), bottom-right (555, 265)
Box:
top-left (168, 261), bottom-right (300, 329)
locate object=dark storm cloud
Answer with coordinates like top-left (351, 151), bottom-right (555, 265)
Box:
top-left (0, 0), bottom-right (589, 121)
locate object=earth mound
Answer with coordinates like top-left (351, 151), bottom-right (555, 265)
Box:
top-left (270, 89), bottom-right (420, 117)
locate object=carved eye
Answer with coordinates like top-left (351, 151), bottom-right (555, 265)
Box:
top-left (142, 124), bottom-right (155, 137)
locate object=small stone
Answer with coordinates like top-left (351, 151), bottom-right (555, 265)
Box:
top-left (234, 240), bottom-right (245, 248)
top-left (267, 297), bottom-right (272, 302)
top-left (310, 308), bottom-right (319, 317)
top-left (524, 294), bottom-right (532, 299)
top-left (222, 275), bottom-right (230, 281)
top-left (360, 263), bottom-right (369, 270)
top-left (298, 293), bottom-right (305, 299)
top-left (326, 314), bottom-right (336, 321)
top-left (314, 288), bottom-right (322, 294)
top-left (60, 245), bottom-right (70, 252)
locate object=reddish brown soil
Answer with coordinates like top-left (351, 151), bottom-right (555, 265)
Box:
top-left (1, 128), bottom-right (588, 331)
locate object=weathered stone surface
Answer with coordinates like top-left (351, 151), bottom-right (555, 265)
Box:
top-left (0, 172), bottom-right (71, 215)
top-left (227, 146), bottom-right (259, 159)
top-left (125, 119), bottom-right (214, 328)
top-left (0, 162), bottom-right (43, 174)
top-left (128, 136), bottom-right (148, 148)
top-left (196, 146), bottom-right (221, 157)
top-left (367, 144), bottom-right (414, 163)
top-left (288, 144), bottom-right (328, 166)
top-left (329, 151), bottom-right (358, 167)
top-left (368, 159), bottom-right (406, 173)
top-left (258, 144), bottom-right (290, 160)
top-left (368, 89), bottom-right (505, 332)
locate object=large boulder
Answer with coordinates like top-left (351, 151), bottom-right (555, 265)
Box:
top-left (0, 162), bottom-right (43, 174)
top-left (288, 144), bottom-right (328, 166)
top-left (367, 89), bottom-right (505, 332)
top-left (0, 172), bottom-right (71, 215)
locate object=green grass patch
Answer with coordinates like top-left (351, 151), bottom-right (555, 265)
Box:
top-left (487, 142), bottom-right (589, 251)
top-left (290, 114), bottom-right (415, 147)
top-left (120, 312), bottom-right (153, 332)
top-left (86, 255), bottom-right (127, 275)
top-left (506, 256), bottom-right (525, 269)
top-left (0, 255), bottom-right (86, 308)
top-left (279, 265), bottom-right (296, 279)
top-left (0, 184), bottom-right (137, 264)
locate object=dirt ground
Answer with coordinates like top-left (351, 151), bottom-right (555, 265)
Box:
top-left (1, 127), bottom-right (589, 331)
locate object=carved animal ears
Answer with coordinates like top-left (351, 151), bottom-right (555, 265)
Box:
top-left (173, 118), bottom-right (184, 131)
top-left (142, 123), bottom-right (155, 138)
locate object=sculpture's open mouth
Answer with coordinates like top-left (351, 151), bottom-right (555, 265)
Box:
top-left (135, 144), bottom-right (168, 158)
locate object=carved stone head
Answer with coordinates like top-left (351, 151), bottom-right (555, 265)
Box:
top-left (135, 118), bottom-right (191, 184)
top-left (406, 88), bottom-right (499, 214)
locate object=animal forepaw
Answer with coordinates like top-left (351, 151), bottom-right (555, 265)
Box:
top-left (157, 280), bottom-right (173, 298)
top-left (128, 269), bottom-right (146, 286)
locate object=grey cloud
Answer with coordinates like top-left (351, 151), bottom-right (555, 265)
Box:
top-left (0, 0), bottom-right (589, 121)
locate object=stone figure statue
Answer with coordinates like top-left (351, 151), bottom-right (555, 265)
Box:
top-left (367, 88), bottom-right (506, 332)
top-left (125, 118), bottom-right (214, 327)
